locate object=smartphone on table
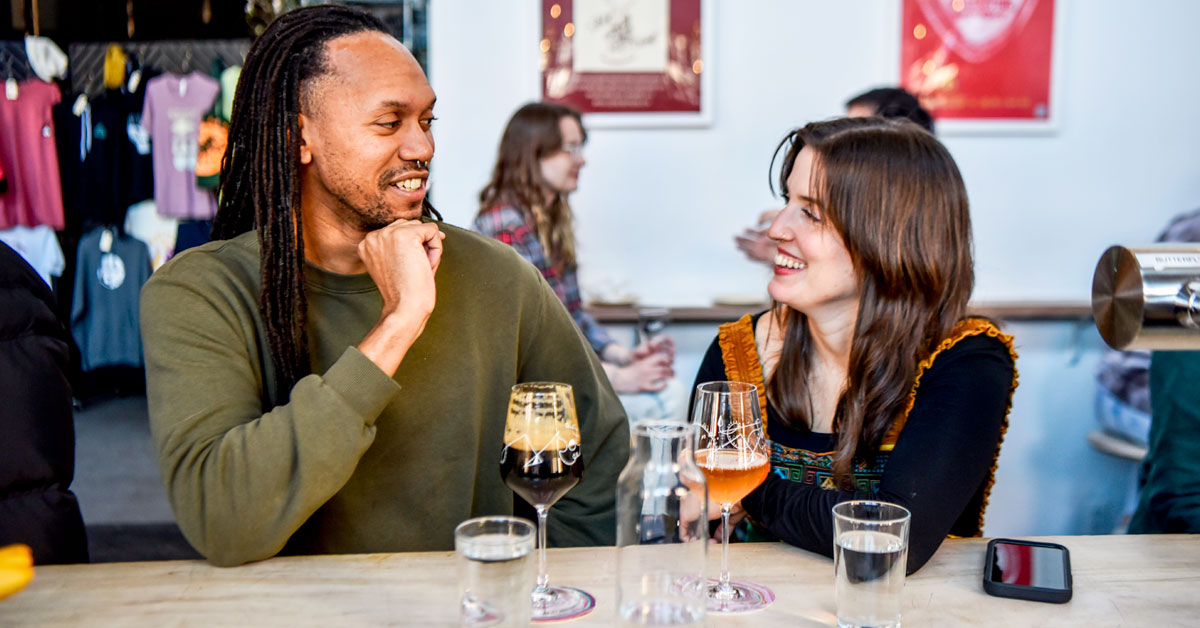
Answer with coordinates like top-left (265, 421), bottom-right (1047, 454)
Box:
top-left (982, 538), bottom-right (1073, 604)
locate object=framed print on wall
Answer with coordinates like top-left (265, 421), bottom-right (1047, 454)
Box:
top-left (900, 0), bottom-right (1065, 134)
top-left (540, 0), bottom-right (712, 128)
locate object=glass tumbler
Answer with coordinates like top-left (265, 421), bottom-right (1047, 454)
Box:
top-left (635, 307), bottom-right (671, 347)
top-left (832, 501), bottom-right (911, 628)
top-left (455, 516), bottom-right (536, 628)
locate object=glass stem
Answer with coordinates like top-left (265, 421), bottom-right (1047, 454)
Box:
top-left (719, 505), bottom-right (732, 588)
top-left (535, 505), bottom-right (549, 591)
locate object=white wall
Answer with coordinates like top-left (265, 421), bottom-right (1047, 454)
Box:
top-left (983, 320), bottom-right (1142, 536)
top-left (429, 0), bottom-right (1200, 305)
top-left (427, 1), bottom-right (1199, 536)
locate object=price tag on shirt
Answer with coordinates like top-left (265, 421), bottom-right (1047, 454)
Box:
top-left (99, 229), bottom-right (114, 253)
top-left (128, 69), bottom-right (142, 93)
top-left (72, 94), bottom-right (89, 117)
top-left (4, 79), bottom-right (17, 101)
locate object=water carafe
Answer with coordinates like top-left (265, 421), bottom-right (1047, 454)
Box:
top-left (616, 420), bottom-right (708, 626)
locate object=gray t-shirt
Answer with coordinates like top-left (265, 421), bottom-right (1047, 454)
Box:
top-left (70, 227), bottom-right (152, 371)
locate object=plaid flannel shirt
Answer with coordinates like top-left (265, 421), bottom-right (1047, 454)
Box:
top-left (474, 205), bottom-right (613, 354)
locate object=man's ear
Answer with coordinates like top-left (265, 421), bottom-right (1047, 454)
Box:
top-left (298, 113), bottom-right (314, 165)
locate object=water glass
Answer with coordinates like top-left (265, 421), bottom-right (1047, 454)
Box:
top-left (455, 516), bottom-right (536, 628)
top-left (832, 501), bottom-right (911, 628)
top-left (635, 307), bottom-right (671, 347)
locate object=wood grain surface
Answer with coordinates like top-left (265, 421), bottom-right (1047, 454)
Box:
top-left (1, 535), bottom-right (1195, 626)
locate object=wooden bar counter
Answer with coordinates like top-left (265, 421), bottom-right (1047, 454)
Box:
top-left (2, 535), bottom-right (1195, 626)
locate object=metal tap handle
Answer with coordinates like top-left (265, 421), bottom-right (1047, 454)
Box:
top-left (1179, 280), bottom-right (1200, 330)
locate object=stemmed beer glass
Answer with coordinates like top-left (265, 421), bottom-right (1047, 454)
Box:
top-left (692, 381), bottom-right (775, 613)
top-left (499, 382), bottom-right (595, 622)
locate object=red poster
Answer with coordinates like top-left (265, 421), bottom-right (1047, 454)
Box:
top-left (541, 0), bottom-right (703, 117)
top-left (901, 0), bottom-right (1056, 124)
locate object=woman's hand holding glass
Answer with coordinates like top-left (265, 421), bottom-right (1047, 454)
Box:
top-left (707, 501), bottom-right (749, 542)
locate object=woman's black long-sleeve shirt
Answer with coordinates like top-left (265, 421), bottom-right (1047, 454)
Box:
top-left (692, 313), bottom-right (1016, 573)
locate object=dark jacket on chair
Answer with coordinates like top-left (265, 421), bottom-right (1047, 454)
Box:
top-left (0, 241), bottom-right (88, 564)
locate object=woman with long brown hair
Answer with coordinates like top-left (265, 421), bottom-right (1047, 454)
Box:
top-left (476, 103), bottom-right (679, 417)
top-left (694, 116), bottom-right (1018, 573)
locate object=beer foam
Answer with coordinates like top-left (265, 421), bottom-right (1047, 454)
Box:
top-left (696, 449), bottom-right (768, 470)
top-left (504, 422), bottom-right (578, 451)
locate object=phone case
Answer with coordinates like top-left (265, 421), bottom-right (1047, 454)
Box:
top-left (982, 538), bottom-right (1073, 604)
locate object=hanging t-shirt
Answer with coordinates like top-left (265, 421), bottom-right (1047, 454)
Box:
top-left (53, 90), bottom-right (141, 232)
top-left (0, 79), bottom-right (64, 229)
top-left (219, 65), bottom-right (241, 121)
top-left (141, 73), bottom-right (219, 220)
top-left (124, 199), bottom-right (178, 270)
top-left (51, 95), bottom-right (89, 233)
top-left (70, 226), bottom-right (152, 372)
top-left (0, 224), bottom-right (64, 287)
top-left (124, 65), bottom-right (160, 210)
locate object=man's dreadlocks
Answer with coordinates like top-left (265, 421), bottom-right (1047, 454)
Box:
top-left (212, 4), bottom-right (438, 401)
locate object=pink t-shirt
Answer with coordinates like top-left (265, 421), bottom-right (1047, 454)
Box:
top-left (0, 80), bottom-right (64, 229)
top-left (142, 73), bottom-right (220, 219)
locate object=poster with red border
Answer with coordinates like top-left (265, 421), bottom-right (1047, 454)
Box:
top-left (901, 0), bottom-right (1061, 133)
top-left (541, 0), bottom-right (711, 128)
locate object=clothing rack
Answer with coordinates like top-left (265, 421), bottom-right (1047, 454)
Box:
top-left (0, 41), bottom-right (36, 81)
top-left (68, 39), bottom-right (250, 96)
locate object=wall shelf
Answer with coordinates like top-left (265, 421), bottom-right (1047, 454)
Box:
top-left (586, 301), bottom-right (1094, 324)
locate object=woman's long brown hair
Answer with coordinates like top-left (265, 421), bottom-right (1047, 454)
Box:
top-left (477, 102), bottom-right (585, 271)
top-left (766, 117), bottom-right (973, 483)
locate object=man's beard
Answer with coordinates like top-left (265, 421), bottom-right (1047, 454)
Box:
top-left (348, 197), bottom-right (395, 231)
top-left (321, 164), bottom-right (427, 231)
top-left (333, 184), bottom-right (417, 232)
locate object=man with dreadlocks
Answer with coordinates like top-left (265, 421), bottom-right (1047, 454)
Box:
top-left (139, 5), bottom-right (628, 566)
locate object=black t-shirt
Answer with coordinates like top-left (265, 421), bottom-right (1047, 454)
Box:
top-left (53, 73), bottom-right (159, 234)
top-left (54, 91), bottom-right (132, 230)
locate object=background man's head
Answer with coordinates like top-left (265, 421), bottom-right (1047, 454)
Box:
top-left (845, 87), bottom-right (935, 133)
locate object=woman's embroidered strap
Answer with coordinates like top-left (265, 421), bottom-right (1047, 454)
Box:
top-left (717, 313), bottom-right (770, 437)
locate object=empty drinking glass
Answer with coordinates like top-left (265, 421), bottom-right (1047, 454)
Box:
top-left (455, 516), bottom-right (536, 628)
top-left (635, 307), bottom-right (671, 348)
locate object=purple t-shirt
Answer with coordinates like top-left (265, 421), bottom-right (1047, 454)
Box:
top-left (0, 80), bottom-right (64, 229)
top-left (142, 73), bottom-right (219, 219)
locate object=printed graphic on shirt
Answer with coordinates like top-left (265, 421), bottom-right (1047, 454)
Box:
top-left (127, 114), bottom-right (150, 155)
top-left (97, 252), bottom-right (126, 290)
top-left (168, 110), bottom-right (199, 173)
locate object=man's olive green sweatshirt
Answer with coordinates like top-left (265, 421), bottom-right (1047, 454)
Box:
top-left (140, 224), bottom-right (629, 566)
